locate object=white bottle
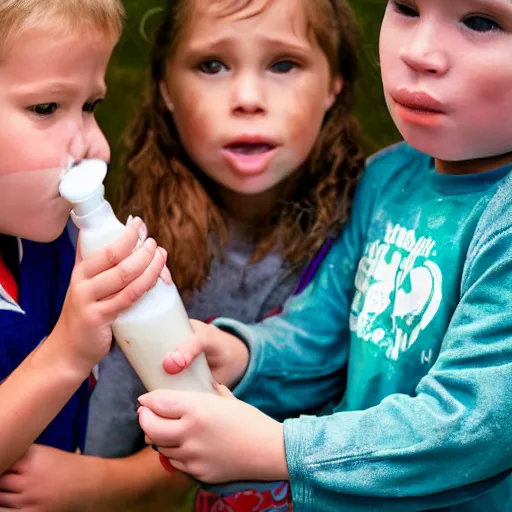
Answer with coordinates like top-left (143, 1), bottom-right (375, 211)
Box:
top-left (59, 159), bottom-right (215, 393)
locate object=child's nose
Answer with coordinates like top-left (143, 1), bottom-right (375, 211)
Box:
top-left (68, 132), bottom-right (87, 164)
top-left (231, 73), bottom-right (266, 115)
top-left (399, 23), bottom-right (449, 76)
top-left (67, 127), bottom-right (111, 164)
top-left (87, 129), bottom-right (111, 163)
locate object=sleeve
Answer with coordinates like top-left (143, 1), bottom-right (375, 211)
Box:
top-left (282, 182), bottom-right (512, 511)
top-left (84, 345), bottom-right (147, 458)
top-left (213, 161), bottom-right (374, 420)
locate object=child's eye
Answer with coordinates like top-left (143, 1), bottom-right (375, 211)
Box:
top-left (28, 103), bottom-right (58, 116)
top-left (270, 61), bottom-right (297, 74)
top-left (198, 60), bottom-right (226, 74)
top-left (463, 15), bottom-right (501, 32)
top-left (391, 1), bottom-right (419, 17)
top-left (83, 99), bottom-right (103, 113)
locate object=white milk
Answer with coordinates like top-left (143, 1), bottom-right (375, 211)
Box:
top-left (114, 280), bottom-right (213, 392)
top-left (59, 159), bottom-right (215, 393)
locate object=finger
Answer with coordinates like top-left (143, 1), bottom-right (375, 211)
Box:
top-left (158, 248), bottom-right (172, 284)
top-left (213, 383), bottom-right (235, 399)
top-left (97, 240), bottom-right (166, 319)
top-left (0, 491), bottom-right (19, 507)
top-left (0, 473), bottom-right (22, 493)
top-left (90, 237), bottom-right (158, 300)
top-left (81, 217), bottom-right (143, 278)
top-left (162, 334), bottom-right (206, 375)
top-left (75, 243), bottom-right (83, 265)
top-left (128, 217), bottom-right (148, 251)
top-left (155, 445), bottom-right (183, 461)
top-left (138, 390), bottom-right (189, 418)
top-left (138, 406), bottom-right (184, 449)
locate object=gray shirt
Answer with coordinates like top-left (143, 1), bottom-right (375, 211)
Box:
top-left (84, 223), bottom-right (302, 457)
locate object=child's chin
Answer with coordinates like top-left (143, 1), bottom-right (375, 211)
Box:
top-left (26, 223), bottom-right (67, 243)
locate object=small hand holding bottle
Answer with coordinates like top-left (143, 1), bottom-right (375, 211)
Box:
top-left (48, 216), bottom-right (167, 380)
top-left (138, 384), bottom-right (288, 484)
top-left (137, 320), bottom-right (288, 484)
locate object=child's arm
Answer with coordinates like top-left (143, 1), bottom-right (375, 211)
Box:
top-left (143, 182), bottom-right (512, 510)
top-left (0, 444), bottom-right (195, 511)
top-left (0, 218), bottom-right (166, 473)
top-left (162, 216), bottom-right (363, 419)
top-left (136, 225), bottom-right (363, 483)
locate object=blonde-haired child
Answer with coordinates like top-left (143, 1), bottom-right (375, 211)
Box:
top-left (0, 1), bottom-right (171, 510)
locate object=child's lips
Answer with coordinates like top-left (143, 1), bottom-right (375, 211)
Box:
top-left (221, 143), bottom-right (277, 175)
top-left (225, 142), bottom-right (275, 155)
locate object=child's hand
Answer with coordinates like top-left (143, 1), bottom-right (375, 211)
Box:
top-left (163, 320), bottom-right (250, 389)
top-left (49, 217), bottom-right (167, 378)
top-left (0, 444), bottom-right (102, 511)
top-left (138, 386), bottom-right (288, 484)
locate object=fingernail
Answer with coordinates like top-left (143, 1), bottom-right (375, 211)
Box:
top-left (169, 351), bottom-right (186, 369)
top-left (127, 215), bottom-right (133, 226)
top-left (159, 453), bottom-right (176, 473)
top-left (161, 266), bottom-right (172, 284)
top-left (143, 238), bottom-right (156, 250)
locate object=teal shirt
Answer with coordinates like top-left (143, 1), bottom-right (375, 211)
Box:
top-left (215, 143), bottom-right (512, 511)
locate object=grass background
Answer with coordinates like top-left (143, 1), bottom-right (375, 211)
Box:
top-left (97, 0), bottom-right (400, 198)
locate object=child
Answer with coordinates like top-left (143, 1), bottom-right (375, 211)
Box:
top-left (139, 0), bottom-right (512, 510)
top-left (0, 1), bottom-right (171, 510)
top-left (85, 0), bottom-right (364, 509)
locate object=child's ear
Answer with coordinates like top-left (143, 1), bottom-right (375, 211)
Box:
top-left (326, 76), bottom-right (343, 111)
top-left (159, 80), bottom-right (174, 113)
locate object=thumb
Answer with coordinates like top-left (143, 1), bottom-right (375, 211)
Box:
top-left (163, 335), bottom-right (205, 375)
top-left (74, 235), bottom-right (84, 264)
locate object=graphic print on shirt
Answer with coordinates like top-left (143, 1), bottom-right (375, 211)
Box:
top-left (350, 221), bottom-right (442, 360)
top-left (0, 284), bottom-right (23, 314)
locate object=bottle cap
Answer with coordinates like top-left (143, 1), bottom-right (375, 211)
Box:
top-left (59, 159), bottom-right (108, 217)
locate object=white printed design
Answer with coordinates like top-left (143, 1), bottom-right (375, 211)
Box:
top-left (0, 285), bottom-right (24, 314)
top-left (350, 222), bottom-right (442, 360)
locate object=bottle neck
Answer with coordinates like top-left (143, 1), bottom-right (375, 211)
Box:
top-left (71, 199), bottom-right (120, 231)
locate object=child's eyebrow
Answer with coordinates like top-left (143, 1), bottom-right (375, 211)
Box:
top-left (187, 36), bottom-right (312, 57)
top-left (13, 81), bottom-right (107, 99)
top-left (464, 0), bottom-right (512, 8)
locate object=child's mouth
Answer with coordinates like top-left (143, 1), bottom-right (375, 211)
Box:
top-left (225, 143), bottom-right (275, 155)
top-left (221, 141), bottom-right (277, 175)
top-left (59, 155), bottom-right (76, 181)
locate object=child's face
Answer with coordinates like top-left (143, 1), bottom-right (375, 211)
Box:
top-left (160, 0), bottom-right (340, 201)
top-left (0, 28), bottom-right (113, 242)
top-left (380, 0), bottom-right (512, 163)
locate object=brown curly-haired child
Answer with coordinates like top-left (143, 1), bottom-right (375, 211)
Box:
top-left (85, 0), bottom-right (365, 510)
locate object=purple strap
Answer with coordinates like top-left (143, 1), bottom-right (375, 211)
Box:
top-left (293, 237), bottom-right (336, 296)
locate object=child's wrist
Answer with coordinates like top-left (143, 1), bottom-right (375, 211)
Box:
top-left (252, 421), bottom-right (289, 481)
top-left (41, 330), bottom-right (93, 383)
top-left (225, 333), bottom-right (250, 388)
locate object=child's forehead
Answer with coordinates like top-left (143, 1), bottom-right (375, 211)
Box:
top-left (184, 0), bottom-right (314, 45)
top-left (415, 0), bottom-right (512, 9)
top-left (1, 24), bottom-right (115, 65)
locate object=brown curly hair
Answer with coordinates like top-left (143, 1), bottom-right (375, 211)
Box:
top-left (118, 0), bottom-right (365, 294)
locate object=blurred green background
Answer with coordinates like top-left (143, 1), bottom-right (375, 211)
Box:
top-left (98, 0), bottom-right (400, 199)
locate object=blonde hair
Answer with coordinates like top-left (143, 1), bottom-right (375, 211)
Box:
top-left (119, 0), bottom-right (365, 294)
top-left (0, 0), bottom-right (125, 55)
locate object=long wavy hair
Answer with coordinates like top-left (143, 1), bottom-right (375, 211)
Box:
top-left (118, 0), bottom-right (365, 294)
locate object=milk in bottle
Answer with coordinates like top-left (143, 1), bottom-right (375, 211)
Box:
top-left (59, 159), bottom-right (215, 393)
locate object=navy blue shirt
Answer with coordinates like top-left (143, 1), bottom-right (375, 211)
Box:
top-left (0, 231), bottom-right (89, 452)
